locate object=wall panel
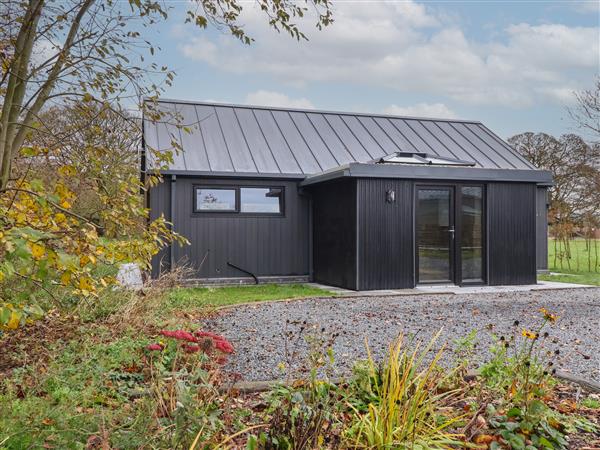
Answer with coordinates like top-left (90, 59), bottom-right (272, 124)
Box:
top-left (488, 183), bottom-right (537, 285)
top-left (311, 179), bottom-right (358, 289)
top-left (357, 179), bottom-right (414, 289)
top-left (152, 176), bottom-right (309, 279)
top-left (149, 180), bottom-right (172, 278)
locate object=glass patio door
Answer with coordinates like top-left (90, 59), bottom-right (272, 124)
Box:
top-left (416, 187), bottom-right (454, 283)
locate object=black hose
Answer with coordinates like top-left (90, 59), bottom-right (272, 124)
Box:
top-left (227, 262), bottom-right (259, 284)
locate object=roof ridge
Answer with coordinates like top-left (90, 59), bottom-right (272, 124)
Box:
top-left (146, 97), bottom-right (482, 125)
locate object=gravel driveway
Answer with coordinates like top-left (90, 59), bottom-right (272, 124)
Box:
top-left (202, 288), bottom-right (600, 382)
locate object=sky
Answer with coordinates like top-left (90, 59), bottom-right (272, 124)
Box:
top-left (149, 0), bottom-right (599, 140)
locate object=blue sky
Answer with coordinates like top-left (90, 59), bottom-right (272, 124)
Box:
top-left (150, 0), bottom-right (599, 140)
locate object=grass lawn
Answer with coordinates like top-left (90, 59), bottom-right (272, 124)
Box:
top-left (166, 283), bottom-right (333, 310)
top-left (539, 238), bottom-right (600, 286)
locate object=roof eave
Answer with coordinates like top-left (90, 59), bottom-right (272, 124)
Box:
top-left (300, 163), bottom-right (553, 186)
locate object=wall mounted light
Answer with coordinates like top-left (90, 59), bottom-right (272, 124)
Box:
top-left (386, 189), bottom-right (395, 203)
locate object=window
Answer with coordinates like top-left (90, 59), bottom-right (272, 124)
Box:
top-left (195, 188), bottom-right (236, 212)
top-left (375, 152), bottom-right (475, 167)
top-left (460, 186), bottom-right (484, 283)
top-left (193, 186), bottom-right (284, 215)
top-left (241, 187), bottom-right (283, 214)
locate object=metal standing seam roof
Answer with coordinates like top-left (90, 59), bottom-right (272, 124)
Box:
top-left (143, 99), bottom-right (539, 176)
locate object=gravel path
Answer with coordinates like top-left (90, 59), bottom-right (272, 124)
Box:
top-left (202, 288), bottom-right (600, 382)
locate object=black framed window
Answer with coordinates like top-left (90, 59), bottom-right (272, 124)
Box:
top-left (193, 185), bottom-right (284, 215)
top-left (240, 187), bottom-right (283, 214)
top-left (194, 187), bottom-right (236, 212)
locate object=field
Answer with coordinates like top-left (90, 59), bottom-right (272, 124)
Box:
top-left (539, 238), bottom-right (600, 286)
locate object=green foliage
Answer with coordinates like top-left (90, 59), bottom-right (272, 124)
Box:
top-left (146, 336), bottom-right (226, 448)
top-left (581, 397), bottom-right (600, 409)
top-left (0, 328), bottom-right (155, 449)
top-left (252, 324), bottom-right (340, 449)
top-left (478, 308), bottom-right (597, 449)
top-left (484, 401), bottom-right (596, 450)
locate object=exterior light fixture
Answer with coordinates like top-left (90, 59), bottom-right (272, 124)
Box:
top-left (386, 189), bottom-right (395, 203)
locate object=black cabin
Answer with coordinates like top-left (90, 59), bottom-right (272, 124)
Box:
top-left (144, 99), bottom-right (551, 290)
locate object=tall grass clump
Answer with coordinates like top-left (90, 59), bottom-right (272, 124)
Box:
top-left (346, 333), bottom-right (467, 449)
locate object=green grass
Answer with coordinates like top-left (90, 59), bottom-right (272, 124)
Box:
top-left (581, 397), bottom-right (600, 409)
top-left (0, 327), bottom-right (156, 449)
top-left (539, 239), bottom-right (600, 286)
top-left (166, 283), bottom-right (333, 310)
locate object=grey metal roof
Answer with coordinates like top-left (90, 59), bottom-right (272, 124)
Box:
top-left (143, 99), bottom-right (538, 176)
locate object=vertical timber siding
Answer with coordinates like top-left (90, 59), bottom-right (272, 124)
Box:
top-left (536, 187), bottom-right (549, 271)
top-left (149, 179), bottom-right (172, 278)
top-left (151, 177), bottom-right (309, 279)
top-left (487, 183), bottom-right (537, 285)
top-left (357, 179), bottom-right (414, 290)
top-left (311, 179), bottom-right (358, 289)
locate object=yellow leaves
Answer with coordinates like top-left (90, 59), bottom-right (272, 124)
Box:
top-left (0, 304), bottom-right (23, 330)
top-left (60, 200), bottom-right (72, 209)
top-left (55, 213), bottom-right (66, 223)
top-left (78, 276), bottom-right (95, 295)
top-left (79, 254), bottom-right (97, 267)
top-left (57, 165), bottom-right (77, 177)
top-left (60, 271), bottom-right (72, 286)
top-left (29, 242), bottom-right (46, 260)
top-left (6, 310), bottom-right (21, 329)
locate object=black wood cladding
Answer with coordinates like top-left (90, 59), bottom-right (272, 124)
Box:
top-left (357, 179), bottom-right (415, 290)
top-left (150, 176), bottom-right (310, 279)
top-left (487, 183), bottom-right (537, 285)
top-left (311, 179), bottom-right (358, 290)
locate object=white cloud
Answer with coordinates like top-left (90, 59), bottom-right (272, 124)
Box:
top-left (179, 1), bottom-right (599, 108)
top-left (383, 102), bottom-right (457, 119)
top-left (180, 36), bottom-right (218, 65)
top-left (244, 90), bottom-right (314, 109)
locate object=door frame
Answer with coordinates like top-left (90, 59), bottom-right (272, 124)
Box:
top-left (414, 184), bottom-right (456, 285)
top-left (414, 182), bottom-right (487, 286)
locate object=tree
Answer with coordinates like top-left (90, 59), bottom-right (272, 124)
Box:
top-left (21, 102), bottom-right (141, 230)
top-left (509, 132), bottom-right (600, 228)
top-left (0, 0), bottom-right (332, 329)
top-left (570, 78), bottom-right (600, 142)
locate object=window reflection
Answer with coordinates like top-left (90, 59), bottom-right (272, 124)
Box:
top-left (195, 188), bottom-right (236, 211)
top-left (461, 186), bottom-right (483, 282)
top-left (240, 187), bottom-right (283, 213)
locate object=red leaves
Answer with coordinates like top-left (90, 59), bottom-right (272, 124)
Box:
top-left (159, 329), bottom-right (197, 342)
top-left (146, 343), bottom-right (164, 351)
top-left (214, 339), bottom-right (234, 354)
top-left (146, 329), bottom-right (234, 357)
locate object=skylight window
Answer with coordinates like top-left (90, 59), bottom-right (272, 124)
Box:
top-left (374, 152), bottom-right (475, 167)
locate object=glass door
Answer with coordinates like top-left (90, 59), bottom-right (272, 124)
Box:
top-left (416, 187), bottom-right (454, 283)
top-left (458, 186), bottom-right (485, 284)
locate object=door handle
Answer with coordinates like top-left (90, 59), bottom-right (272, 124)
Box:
top-left (448, 227), bottom-right (455, 239)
